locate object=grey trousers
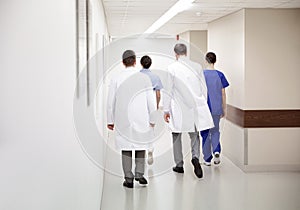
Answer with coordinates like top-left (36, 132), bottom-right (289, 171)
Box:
top-left (121, 150), bottom-right (145, 179)
top-left (172, 132), bottom-right (200, 167)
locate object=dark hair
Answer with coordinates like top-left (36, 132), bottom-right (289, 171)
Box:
top-left (140, 55), bottom-right (152, 69)
top-left (206, 52), bottom-right (216, 64)
top-left (122, 50), bottom-right (136, 67)
top-left (174, 43), bottom-right (187, 55)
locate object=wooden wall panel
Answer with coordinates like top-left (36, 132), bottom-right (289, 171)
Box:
top-left (226, 105), bottom-right (300, 128)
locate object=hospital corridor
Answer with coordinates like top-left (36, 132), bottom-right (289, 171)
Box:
top-left (0, 0), bottom-right (300, 210)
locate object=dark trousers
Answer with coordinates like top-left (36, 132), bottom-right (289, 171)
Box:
top-left (121, 150), bottom-right (146, 180)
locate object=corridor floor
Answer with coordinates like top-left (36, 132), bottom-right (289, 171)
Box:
top-left (100, 134), bottom-right (300, 210)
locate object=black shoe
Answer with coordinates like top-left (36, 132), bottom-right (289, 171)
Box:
top-left (172, 166), bottom-right (184, 173)
top-left (135, 177), bottom-right (148, 185)
top-left (123, 179), bottom-right (134, 188)
top-left (191, 158), bottom-right (203, 178)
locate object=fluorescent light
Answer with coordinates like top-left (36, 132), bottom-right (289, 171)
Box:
top-left (144, 0), bottom-right (195, 34)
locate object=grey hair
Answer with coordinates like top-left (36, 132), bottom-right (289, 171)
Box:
top-left (174, 43), bottom-right (187, 55)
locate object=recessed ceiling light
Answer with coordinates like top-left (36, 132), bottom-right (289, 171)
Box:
top-left (144, 0), bottom-right (196, 34)
top-left (196, 11), bottom-right (202, 16)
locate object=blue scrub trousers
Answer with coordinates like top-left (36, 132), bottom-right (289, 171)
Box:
top-left (200, 115), bottom-right (221, 162)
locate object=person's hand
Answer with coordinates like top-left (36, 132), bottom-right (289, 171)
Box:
top-left (107, 124), bottom-right (114, 130)
top-left (150, 123), bottom-right (155, 128)
top-left (164, 113), bottom-right (170, 123)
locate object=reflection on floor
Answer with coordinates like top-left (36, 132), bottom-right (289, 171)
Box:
top-left (100, 134), bottom-right (300, 210)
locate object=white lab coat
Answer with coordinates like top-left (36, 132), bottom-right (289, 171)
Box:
top-left (107, 67), bottom-right (156, 151)
top-left (163, 57), bottom-right (214, 132)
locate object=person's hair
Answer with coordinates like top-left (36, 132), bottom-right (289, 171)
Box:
top-left (122, 50), bottom-right (136, 67)
top-left (174, 43), bottom-right (187, 55)
top-left (140, 55), bottom-right (152, 69)
top-left (205, 52), bottom-right (216, 64)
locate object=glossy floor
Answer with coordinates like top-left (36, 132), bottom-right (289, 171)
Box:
top-left (100, 134), bottom-right (300, 210)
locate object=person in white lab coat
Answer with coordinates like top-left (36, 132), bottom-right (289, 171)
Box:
top-left (107, 50), bottom-right (156, 188)
top-left (163, 43), bottom-right (214, 178)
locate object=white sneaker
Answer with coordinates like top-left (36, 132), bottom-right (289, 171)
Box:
top-left (203, 161), bottom-right (211, 166)
top-left (147, 149), bottom-right (153, 165)
top-left (214, 152), bottom-right (220, 165)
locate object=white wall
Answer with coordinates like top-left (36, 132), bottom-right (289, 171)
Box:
top-left (178, 31), bottom-right (191, 58)
top-left (208, 10), bottom-right (245, 109)
top-left (190, 30), bottom-right (207, 63)
top-left (245, 9), bottom-right (300, 109)
top-left (90, 0), bottom-right (109, 54)
top-left (179, 30), bottom-right (208, 63)
top-left (0, 0), bottom-right (108, 209)
top-left (208, 10), bottom-right (246, 169)
top-left (221, 121), bottom-right (246, 168)
top-left (208, 9), bottom-right (300, 171)
top-left (248, 128), bottom-right (300, 166)
top-left (244, 9), bottom-right (300, 169)
top-left (179, 31), bottom-right (190, 44)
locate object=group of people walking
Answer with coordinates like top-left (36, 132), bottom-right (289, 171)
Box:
top-left (106, 43), bottom-right (229, 188)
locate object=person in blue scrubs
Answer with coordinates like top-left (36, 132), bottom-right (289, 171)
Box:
top-left (200, 52), bottom-right (229, 166)
top-left (140, 55), bottom-right (163, 165)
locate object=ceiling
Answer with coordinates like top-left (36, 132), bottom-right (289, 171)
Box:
top-left (101, 0), bottom-right (300, 37)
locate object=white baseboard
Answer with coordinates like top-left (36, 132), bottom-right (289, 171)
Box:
top-left (225, 154), bottom-right (300, 173)
top-left (241, 164), bottom-right (300, 173)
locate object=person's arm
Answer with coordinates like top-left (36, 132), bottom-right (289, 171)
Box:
top-left (145, 78), bottom-right (156, 127)
top-left (218, 71), bottom-right (229, 118)
top-left (107, 79), bottom-right (116, 130)
top-left (154, 75), bottom-right (163, 110)
top-left (163, 67), bottom-right (173, 123)
top-left (155, 90), bottom-right (161, 109)
top-left (221, 88), bottom-right (226, 118)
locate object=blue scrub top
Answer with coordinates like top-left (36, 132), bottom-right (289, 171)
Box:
top-left (140, 69), bottom-right (163, 91)
top-left (203, 70), bottom-right (229, 115)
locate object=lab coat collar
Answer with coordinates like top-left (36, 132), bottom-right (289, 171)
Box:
top-left (123, 66), bottom-right (136, 71)
top-left (177, 56), bottom-right (189, 62)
